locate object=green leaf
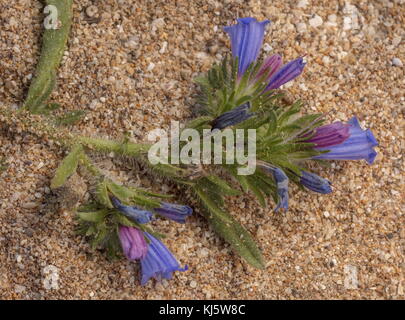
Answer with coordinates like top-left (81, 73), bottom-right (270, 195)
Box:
top-left (22, 0), bottom-right (73, 114)
top-left (96, 180), bottom-right (113, 208)
top-left (194, 186), bottom-right (265, 269)
top-left (50, 144), bottom-right (83, 189)
top-left (186, 116), bottom-right (213, 129)
top-left (245, 175), bottom-right (267, 207)
top-left (106, 181), bottom-right (134, 202)
top-left (77, 209), bottom-right (109, 223)
top-left (205, 175), bottom-right (241, 196)
top-left (134, 188), bottom-right (173, 199)
top-left (91, 223), bottom-right (108, 249)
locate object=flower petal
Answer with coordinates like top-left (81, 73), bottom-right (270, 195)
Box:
top-left (140, 233), bottom-right (188, 285)
top-left (265, 57), bottom-right (306, 90)
top-left (300, 171), bottom-right (332, 194)
top-left (118, 226), bottom-right (148, 260)
top-left (224, 17), bottom-right (270, 75)
top-left (112, 197), bottom-right (153, 224)
top-left (314, 117), bottom-right (378, 164)
top-left (304, 122), bottom-right (350, 148)
top-left (154, 202), bottom-right (193, 224)
top-left (211, 102), bottom-right (253, 130)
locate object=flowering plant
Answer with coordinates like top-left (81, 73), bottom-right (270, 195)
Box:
top-left (1, 12), bottom-right (378, 286)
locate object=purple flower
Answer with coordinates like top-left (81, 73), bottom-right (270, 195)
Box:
top-left (313, 117), bottom-right (378, 164)
top-left (118, 226), bottom-right (148, 260)
top-left (211, 102), bottom-right (253, 130)
top-left (265, 57), bottom-right (306, 91)
top-left (304, 122), bottom-right (350, 148)
top-left (300, 171), bottom-right (332, 194)
top-left (140, 232), bottom-right (188, 285)
top-left (224, 17), bottom-right (270, 75)
top-left (255, 54), bottom-right (283, 81)
top-left (111, 197), bottom-right (153, 224)
top-left (154, 202), bottom-right (193, 224)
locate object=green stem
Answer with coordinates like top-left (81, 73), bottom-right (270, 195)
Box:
top-left (78, 136), bottom-right (151, 157)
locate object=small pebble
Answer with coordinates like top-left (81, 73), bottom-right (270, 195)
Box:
top-left (309, 14), bottom-right (323, 28)
top-left (86, 5), bottom-right (98, 18)
top-left (297, 0), bottom-right (309, 8)
top-left (296, 22), bottom-right (307, 33)
top-left (147, 62), bottom-right (155, 72)
top-left (392, 58), bottom-right (403, 67)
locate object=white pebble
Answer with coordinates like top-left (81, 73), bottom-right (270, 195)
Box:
top-left (159, 41), bottom-right (168, 54)
top-left (147, 62), bottom-right (155, 72)
top-left (263, 43), bottom-right (273, 52)
top-left (343, 16), bottom-right (352, 30)
top-left (190, 280), bottom-right (197, 288)
top-left (297, 0), bottom-right (309, 8)
top-left (296, 22), bottom-right (307, 33)
top-left (43, 265), bottom-right (60, 290)
top-left (323, 211), bottom-right (330, 218)
top-left (392, 57), bottom-right (403, 67)
top-left (322, 56), bottom-right (330, 64)
top-left (344, 265), bottom-right (358, 289)
top-left (309, 15), bottom-right (323, 28)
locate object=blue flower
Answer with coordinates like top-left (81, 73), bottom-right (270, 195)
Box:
top-left (313, 117), bottom-right (378, 164)
top-left (154, 202), bottom-right (193, 224)
top-left (211, 102), bottom-right (253, 130)
top-left (224, 17), bottom-right (270, 75)
top-left (140, 232), bottom-right (188, 285)
top-left (224, 18), bottom-right (306, 89)
top-left (111, 197), bottom-right (153, 224)
top-left (272, 168), bottom-right (289, 211)
top-left (259, 163), bottom-right (289, 211)
top-left (265, 57), bottom-right (306, 91)
top-left (300, 171), bottom-right (332, 194)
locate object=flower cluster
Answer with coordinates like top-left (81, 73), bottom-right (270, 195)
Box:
top-left (218, 17), bottom-right (378, 211)
top-left (112, 197), bottom-right (192, 285)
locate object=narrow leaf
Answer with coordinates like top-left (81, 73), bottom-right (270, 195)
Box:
top-left (50, 144), bottom-right (83, 189)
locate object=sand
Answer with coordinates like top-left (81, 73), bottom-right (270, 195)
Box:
top-left (0, 0), bottom-right (404, 299)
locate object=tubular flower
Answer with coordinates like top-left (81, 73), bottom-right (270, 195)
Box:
top-left (259, 163), bottom-right (289, 211)
top-left (224, 18), bottom-right (306, 88)
top-left (154, 202), bottom-right (193, 224)
top-left (224, 17), bottom-right (270, 75)
top-left (111, 197), bottom-right (153, 224)
top-left (304, 122), bottom-right (350, 148)
top-left (265, 57), bottom-right (306, 91)
top-left (140, 232), bottom-right (188, 285)
top-left (300, 171), bottom-right (332, 194)
top-left (211, 102), bottom-right (253, 130)
top-left (313, 117), bottom-right (378, 164)
top-left (272, 168), bottom-right (289, 211)
top-left (255, 54), bottom-right (283, 82)
top-left (118, 226), bottom-right (148, 260)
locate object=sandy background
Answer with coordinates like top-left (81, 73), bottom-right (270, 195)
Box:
top-left (0, 0), bottom-right (404, 299)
